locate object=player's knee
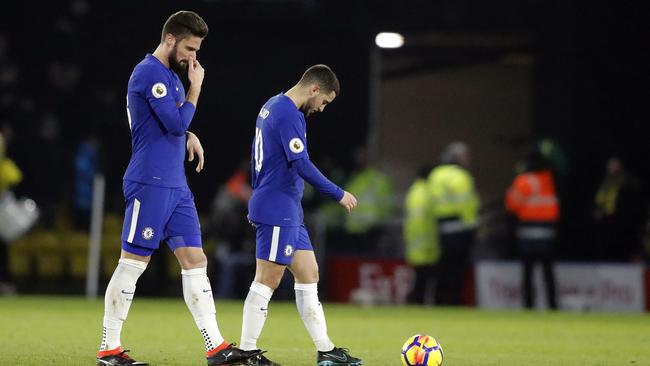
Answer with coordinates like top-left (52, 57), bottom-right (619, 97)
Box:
top-left (255, 273), bottom-right (283, 290)
top-left (254, 259), bottom-right (287, 289)
top-left (303, 271), bottom-right (319, 283)
top-left (255, 271), bottom-right (284, 290)
top-left (292, 268), bottom-right (319, 284)
top-left (176, 250), bottom-right (208, 270)
top-left (255, 266), bottom-right (284, 289)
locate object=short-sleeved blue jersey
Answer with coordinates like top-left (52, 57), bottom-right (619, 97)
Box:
top-left (123, 54), bottom-right (196, 188)
top-left (248, 93), bottom-right (309, 227)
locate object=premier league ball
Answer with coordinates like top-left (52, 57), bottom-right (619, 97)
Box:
top-left (400, 334), bottom-right (444, 366)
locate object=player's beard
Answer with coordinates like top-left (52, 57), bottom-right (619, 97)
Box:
top-left (168, 46), bottom-right (188, 75)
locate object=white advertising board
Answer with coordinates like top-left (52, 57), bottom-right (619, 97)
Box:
top-left (475, 261), bottom-right (645, 312)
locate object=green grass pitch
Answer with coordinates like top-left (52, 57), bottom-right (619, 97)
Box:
top-left (1, 296), bottom-right (649, 365)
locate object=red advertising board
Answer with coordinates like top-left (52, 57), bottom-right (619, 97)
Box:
top-left (326, 255), bottom-right (415, 304)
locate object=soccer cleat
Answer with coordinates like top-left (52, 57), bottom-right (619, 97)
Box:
top-left (317, 347), bottom-right (362, 366)
top-left (96, 347), bottom-right (148, 365)
top-left (250, 354), bottom-right (282, 366)
top-left (206, 344), bottom-right (264, 366)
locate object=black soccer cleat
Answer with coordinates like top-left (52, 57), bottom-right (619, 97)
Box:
top-left (206, 344), bottom-right (264, 366)
top-left (250, 354), bottom-right (282, 366)
top-left (96, 348), bottom-right (149, 365)
top-left (317, 347), bottom-right (362, 366)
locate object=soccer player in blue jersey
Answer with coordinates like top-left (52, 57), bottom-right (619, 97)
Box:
top-left (242, 65), bottom-right (363, 366)
top-left (96, 11), bottom-right (261, 366)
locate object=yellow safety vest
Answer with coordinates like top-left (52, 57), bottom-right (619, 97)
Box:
top-left (344, 167), bottom-right (393, 234)
top-left (404, 179), bottom-right (440, 265)
top-left (427, 164), bottom-right (480, 228)
top-left (594, 176), bottom-right (624, 219)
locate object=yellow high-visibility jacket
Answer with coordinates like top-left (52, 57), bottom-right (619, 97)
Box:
top-left (427, 164), bottom-right (480, 227)
top-left (344, 167), bottom-right (393, 234)
top-left (404, 179), bottom-right (440, 266)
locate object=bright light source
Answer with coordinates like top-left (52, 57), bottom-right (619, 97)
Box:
top-left (375, 32), bottom-right (404, 48)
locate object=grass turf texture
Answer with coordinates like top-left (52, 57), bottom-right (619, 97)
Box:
top-left (0, 296), bottom-right (649, 365)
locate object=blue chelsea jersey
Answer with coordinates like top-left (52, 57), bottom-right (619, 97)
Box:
top-left (123, 54), bottom-right (196, 188)
top-left (248, 93), bottom-right (309, 227)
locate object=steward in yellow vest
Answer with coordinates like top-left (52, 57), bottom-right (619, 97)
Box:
top-left (404, 166), bottom-right (439, 304)
top-left (428, 142), bottom-right (479, 305)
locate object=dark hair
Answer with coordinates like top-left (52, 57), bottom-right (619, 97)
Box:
top-left (298, 64), bottom-right (340, 96)
top-left (161, 11), bottom-right (208, 43)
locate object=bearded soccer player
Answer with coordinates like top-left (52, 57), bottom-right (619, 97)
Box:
top-left (242, 65), bottom-right (363, 366)
top-left (95, 11), bottom-right (262, 366)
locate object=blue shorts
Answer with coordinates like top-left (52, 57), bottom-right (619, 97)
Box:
top-left (121, 181), bottom-right (202, 256)
top-left (254, 223), bottom-right (313, 265)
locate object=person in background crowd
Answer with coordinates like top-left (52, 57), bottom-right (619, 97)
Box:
top-left (404, 165), bottom-right (439, 305)
top-left (207, 158), bottom-right (255, 299)
top-left (505, 148), bottom-right (559, 310)
top-left (343, 146), bottom-right (393, 253)
top-left (428, 142), bottom-right (480, 306)
top-left (72, 133), bottom-right (101, 231)
top-left (592, 156), bottom-right (647, 262)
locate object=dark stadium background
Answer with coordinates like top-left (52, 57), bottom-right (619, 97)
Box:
top-left (1, 0), bottom-right (648, 263)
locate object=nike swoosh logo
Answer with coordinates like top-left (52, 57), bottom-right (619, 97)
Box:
top-left (121, 290), bottom-right (135, 295)
top-left (224, 351), bottom-right (233, 360)
top-left (260, 307), bottom-right (268, 311)
top-left (202, 289), bottom-right (212, 293)
top-left (324, 354), bottom-right (348, 362)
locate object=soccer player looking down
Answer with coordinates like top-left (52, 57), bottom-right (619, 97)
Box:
top-left (242, 65), bottom-right (363, 366)
top-left (95, 11), bottom-right (261, 366)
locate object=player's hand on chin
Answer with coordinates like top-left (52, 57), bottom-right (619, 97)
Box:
top-left (186, 131), bottom-right (205, 173)
top-left (339, 191), bottom-right (358, 213)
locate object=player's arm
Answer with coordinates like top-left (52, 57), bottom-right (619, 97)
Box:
top-left (293, 158), bottom-right (343, 201)
top-left (146, 84), bottom-right (195, 136)
top-left (275, 111), bottom-right (356, 211)
top-left (293, 158), bottom-right (357, 213)
top-left (144, 59), bottom-right (204, 136)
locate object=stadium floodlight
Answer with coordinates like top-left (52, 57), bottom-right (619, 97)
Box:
top-left (375, 32), bottom-right (404, 48)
